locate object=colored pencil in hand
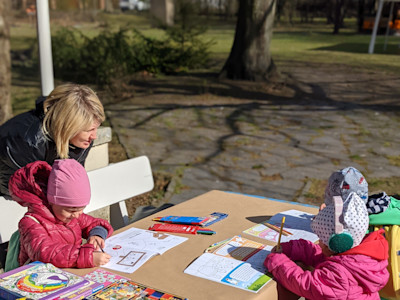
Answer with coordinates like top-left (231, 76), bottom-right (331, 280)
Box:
top-left (276, 216), bottom-right (286, 251)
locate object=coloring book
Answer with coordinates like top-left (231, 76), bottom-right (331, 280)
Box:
top-left (184, 236), bottom-right (273, 293)
top-left (0, 262), bottom-right (90, 300)
top-left (102, 227), bottom-right (188, 273)
top-left (206, 235), bottom-right (272, 273)
top-left (85, 279), bottom-right (188, 300)
top-left (243, 209), bottom-right (319, 243)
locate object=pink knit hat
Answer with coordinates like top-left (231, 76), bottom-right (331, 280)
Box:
top-left (47, 159), bottom-right (91, 207)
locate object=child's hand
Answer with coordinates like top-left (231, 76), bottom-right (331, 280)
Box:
top-left (87, 236), bottom-right (105, 251)
top-left (93, 252), bottom-right (111, 267)
top-left (319, 203), bottom-right (326, 211)
top-left (271, 245), bottom-right (283, 253)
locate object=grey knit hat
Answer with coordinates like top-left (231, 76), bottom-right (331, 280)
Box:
top-left (324, 166), bottom-right (368, 205)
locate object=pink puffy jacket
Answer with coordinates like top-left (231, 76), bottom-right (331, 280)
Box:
top-left (9, 161), bottom-right (113, 269)
top-left (265, 231), bottom-right (389, 300)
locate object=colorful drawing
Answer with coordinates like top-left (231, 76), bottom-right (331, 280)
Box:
top-left (86, 279), bottom-right (188, 300)
top-left (84, 269), bottom-right (129, 288)
top-left (16, 272), bottom-right (68, 293)
top-left (0, 262), bottom-right (89, 300)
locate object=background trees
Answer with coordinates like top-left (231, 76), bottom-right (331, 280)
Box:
top-left (0, 0), bottom-right (12, 124)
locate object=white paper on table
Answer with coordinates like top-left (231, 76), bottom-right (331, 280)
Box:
top-left (243, 209), bottom-right (319, 243)
top-left (102, 227), bottom-right (188, 273)
top-left (184, 253), bottom-right (272, 293)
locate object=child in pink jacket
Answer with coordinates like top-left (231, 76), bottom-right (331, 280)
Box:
top-left (264, 191), bottom-right (389, 300)
top-left (9, 159), bottom-right (113, 268)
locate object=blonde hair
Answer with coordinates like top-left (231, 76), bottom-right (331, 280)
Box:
top-left (42, 83), bottom-right (105, 159)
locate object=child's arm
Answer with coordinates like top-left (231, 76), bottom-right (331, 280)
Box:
top-left (279, 239), bottom-right (325, 267)
top-left (79, 214), bottom-right (113, 240)
top-left (265, 253), bottom-right (350, 299)
top-left (19, 215), bottom-right (97, 268)
top-left (87, 226), bottom-right (108, 250)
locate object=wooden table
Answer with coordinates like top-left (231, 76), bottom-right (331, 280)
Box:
top-left (68, 190), bottom-right (318, 299)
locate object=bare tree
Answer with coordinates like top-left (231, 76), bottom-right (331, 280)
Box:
top-left (0, 0), bottom-right (12, 124)
top-left (219, 0), bottom-right (278, 81)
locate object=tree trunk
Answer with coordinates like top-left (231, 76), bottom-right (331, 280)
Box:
top-left (357, 0), bottom-right (365, 32)
top-left (333, 0), bottom-right (345, 34)
top-left (0, 0), bottom-right (12, 124)
top-left (50, 0), bottom-right (57, 10)
top-left (21, 0), bottom-right (27, 10)
top-left (99, 0), bottom-right (105, 10)
top-left (219, 0), bottom-right (277, 82)
top-left (105, 0), bottom-right (114, 12)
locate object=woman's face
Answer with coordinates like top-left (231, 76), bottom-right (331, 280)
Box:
top-left (51, 204), bottom-right (86, 223)
top-left (69, 120), bottom-right (100, 149)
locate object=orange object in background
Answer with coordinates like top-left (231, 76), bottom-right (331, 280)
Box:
top-left (363, 17), bottom-right (400, 30)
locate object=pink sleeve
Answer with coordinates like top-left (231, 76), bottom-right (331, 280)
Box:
top-left (19, 217), bottom-right (95, 268)
top-left (280, 239), bottom-right (325, 267)
top-left (266, 253), bottom-right (350, 299)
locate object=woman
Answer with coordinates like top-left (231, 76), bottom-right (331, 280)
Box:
top-left (0, 83), bottom-right (105, 196)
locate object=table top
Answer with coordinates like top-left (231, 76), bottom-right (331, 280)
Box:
top-left (68, 190), bottom-right (319, 300)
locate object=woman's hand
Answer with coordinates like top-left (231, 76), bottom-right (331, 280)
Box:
top-left (93, 252), bottom-right (111, 266)
top-left (87, 236), bottom-right (105, 251)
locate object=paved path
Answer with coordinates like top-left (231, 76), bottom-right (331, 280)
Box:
top-left (106, 62), bottom-right (400, 206)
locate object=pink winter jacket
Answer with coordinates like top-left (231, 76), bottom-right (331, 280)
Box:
top-left (265, 230), bottom-right (389, 300)
top-left (9, 161), bottom-right (114, 269)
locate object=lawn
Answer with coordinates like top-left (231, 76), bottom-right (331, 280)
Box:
top-left (9, 12), bottom-right (400, 113)
top-left (8, 10), bottom-right (400, 210)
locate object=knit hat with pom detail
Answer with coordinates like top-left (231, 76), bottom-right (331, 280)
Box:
top-left (311, 192), bottom-right (369, 253)
top-left (47, 159), bottom-right (91, 207)
top-left (324, 166), bottom-right (368, 205)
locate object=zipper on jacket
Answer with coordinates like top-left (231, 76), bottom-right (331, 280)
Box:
top-left (6, 146), bottom-right (22, 169)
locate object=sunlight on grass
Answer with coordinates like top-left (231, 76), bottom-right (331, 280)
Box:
top-left (9, 12), bottom-right (400, 112)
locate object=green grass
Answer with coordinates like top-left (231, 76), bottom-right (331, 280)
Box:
top-left (9, 12), bottom-right (400, 113)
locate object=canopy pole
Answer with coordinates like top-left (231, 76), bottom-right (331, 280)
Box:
top-left (36, 0), bottom-right (54, 96)
top-left (369, 0), bottom-right (385, 54)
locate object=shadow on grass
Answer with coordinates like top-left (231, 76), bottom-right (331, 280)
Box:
top-left (313, 42), bottom-right (400, 55)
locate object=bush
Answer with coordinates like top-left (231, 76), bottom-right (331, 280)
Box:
top-left (52, 23), bottom-right (212, 85)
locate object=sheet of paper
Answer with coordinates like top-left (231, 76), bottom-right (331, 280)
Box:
top-left (210, 236), bottom-right (272, 273)
top-left (184, 253), bottom-right (272, 293)
top-left (102, 227), bottom-right (188, 273)
top-left (243, 209), bottom-right (319, 243)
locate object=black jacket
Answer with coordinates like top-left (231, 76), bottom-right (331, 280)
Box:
top-left (0, 97), bottom-right (92, 195)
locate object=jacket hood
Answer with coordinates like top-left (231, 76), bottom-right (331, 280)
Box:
top-left (340, 229), bottom-right (388, 260)
top-left (330, 229), bottom-right (389, 294)
top-left (9, 160), bottom-right (56, 220)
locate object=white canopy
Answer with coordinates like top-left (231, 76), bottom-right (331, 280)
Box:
top-left (368, 0), bottom-right (400, 54)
